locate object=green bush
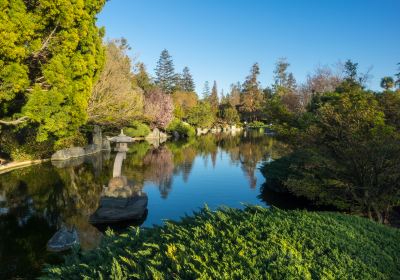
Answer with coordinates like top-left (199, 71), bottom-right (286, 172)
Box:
top-left (247, 120), bottom-right (267, 128)
top-left (124, 121), bottom-right (151, 138)
top-left (167, 119), bottom-right (195, 138)
top-left (42, 206), bottom-right (400, 279)
top-left (0, 128), bottom-right (55, 161)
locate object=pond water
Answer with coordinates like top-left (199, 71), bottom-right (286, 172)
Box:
top-left (0, 130), bottom-right (286, 279)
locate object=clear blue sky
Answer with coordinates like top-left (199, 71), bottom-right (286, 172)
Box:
top-left (98, 0), bottom-right (399, 95)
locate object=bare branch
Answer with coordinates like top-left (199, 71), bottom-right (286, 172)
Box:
top-left (33, 23), bottom-right (59, 58)
top-left (0, 116), bottom-right (29, 126)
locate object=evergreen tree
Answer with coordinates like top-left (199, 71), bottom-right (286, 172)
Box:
top-left (209, 81), bottom-right (219, 110)
top-left (287, 73), bottom-right (297, 91)
top-left (0, 0), bottom-right (106, 147)
top-left (202, 81), bottom-right (210, 99)
top-left (240, 63), bottom-right (264, 120)
top-left (343, 59), bottom-right (358, 82)
top-left (273, 58), bottom-right (290, 88)
top-left (181, 66), bottom-right (195, 92)
top-left (133, 62), bottom-right (154, 93)
top-left (154, 49), bottom-right (176, 94)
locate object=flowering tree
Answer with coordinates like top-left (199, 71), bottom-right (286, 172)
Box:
top-left (144, 88), bottom-right (174, 129)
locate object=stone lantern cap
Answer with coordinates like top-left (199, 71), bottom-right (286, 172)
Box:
top-left (107, 129), bottom-right (135, 143)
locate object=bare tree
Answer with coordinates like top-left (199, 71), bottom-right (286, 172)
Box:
top-left (297, 65), bottom-right (343, 109)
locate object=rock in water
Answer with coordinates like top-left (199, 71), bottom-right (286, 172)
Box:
top-left (47, 226), bottom-right (79, 252)
top-left (89, 194), bottom-right (148, 224)
top-left (51, 147), bottom-right (86, 161)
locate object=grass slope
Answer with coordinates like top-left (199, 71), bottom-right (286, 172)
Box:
top-left (41, 206), bottom-right (400, 279)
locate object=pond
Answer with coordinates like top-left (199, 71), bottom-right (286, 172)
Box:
top-left (0, 130), bottom-right (286, 279)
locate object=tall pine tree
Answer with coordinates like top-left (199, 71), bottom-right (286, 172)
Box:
top-left (181, 66), bottom-right (195, 92)
top-left (209, 80), bottom-right (219, 111)
top-left (154, 49), bottom-right (176, 94)
top-left (240, 63), bottom-right (264, 121)
top-left (202, 81), bottom-right (210, 99)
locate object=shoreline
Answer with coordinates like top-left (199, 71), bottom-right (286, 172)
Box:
top-left (0, 159), bottom-right (50, 175)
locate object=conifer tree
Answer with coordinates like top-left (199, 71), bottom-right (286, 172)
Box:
top-left (133, 62), bottom-right (154, 93)
top-left (154, 49), bottom-right (176, 94)
top-left (181, 66), bottom-right (195, 92)
top-left (202, 81), bottom-right (210, 99)
top-left (209, 81), bottom-right (219, 110)
top-left (240, 63), bottom-right (264, 120)
top-left (0, 0), bottom-right (106, 147)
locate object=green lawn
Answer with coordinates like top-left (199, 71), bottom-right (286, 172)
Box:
top-left (41, 206), bottom-right (400, 280)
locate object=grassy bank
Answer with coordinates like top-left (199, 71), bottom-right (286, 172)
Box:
top-left (41, 206), bottom-right (400, 279)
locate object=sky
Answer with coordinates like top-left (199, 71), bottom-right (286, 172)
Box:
top-left (97, 0), bottom-right (400, 96)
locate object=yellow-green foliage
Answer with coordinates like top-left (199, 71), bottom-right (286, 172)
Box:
top-left (0, 0), bottom-right (106, 147)
top-left (124, 121), bottom-right (151, 138)
top-left (166, 119), bottom-right (195, 137)
top-left (42, 206), bottom-right (400, 279)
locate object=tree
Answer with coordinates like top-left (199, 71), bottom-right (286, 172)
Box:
top-left (209, 81), bottom-right (219, 111)
top-left (283, 90), bottom-right (400, 223)
top-left (0, 0), bottom-right (106, 146)
top-left (395, 63), bottom-right (400, 89)
top-left (341, 59), bottom-right (371, 87)
top-left (187, 102), bottom-right (215, 128)
top-left (272, 59), bottom-right (301, 113)
top-left (180, 67), bottom-right (195, 92)
top-left (240, 63), bottom-right (264, 120)
top-left (144, 88), bottom-right (174, 129)
top-left (378, 91), bottom-right (400, 130)
top-left (343, 59), bottom-right (358, 82)
top-left (220, 105), bottom-right (240, 125)
top-left (227, 83), bottom-right (241, 108)
top-left (133, 62), bottom-right (154, 94)
top-left (87, 40), bottom-right (144, 127)
top-left (380, 76), bottom-right (395, 90)
top-left (202, 81), bottom-right (210, 99)
top-left (154, 49), bottom-right (176, 94)
top-left (172, 91), bottom-right (198, 119)
top-left (273, 58), bottom-right (290, 88)
top-left (298, 66), bottom-right (342, 108)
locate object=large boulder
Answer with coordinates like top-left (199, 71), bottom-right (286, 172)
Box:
top-left (89, 194), bottom-right (148, 224)
top-left (51, 147), bottom-right (86, 161)
top-left (47, 226), bottom-right (79, 252)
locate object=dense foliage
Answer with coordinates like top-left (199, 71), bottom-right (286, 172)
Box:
top-left (261, 63), bottom-right (400, 223)
top-left (87, 40), bottom-right (144, 127)
top-left (0, 0), bottom-right (106, 146)
top-left (166, 119), bottom-right (195, 138)
top-left (42, 206), bottom-right (400, 279)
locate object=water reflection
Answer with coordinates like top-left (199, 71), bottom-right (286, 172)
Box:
top-left (0, 129), bottom-right (285, 279)
top-left (89, 141), bottom-right (148, 225)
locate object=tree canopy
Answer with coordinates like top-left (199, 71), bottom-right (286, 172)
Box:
top-left (0, 0), bottom-right (106, 147)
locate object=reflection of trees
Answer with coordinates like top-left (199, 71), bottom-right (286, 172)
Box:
top-left (143, 147), bottom-right (174, 199)
top-left (122, 131), bottom-right (287, 197)
top-left (219, 130), bottom-right (287, 189)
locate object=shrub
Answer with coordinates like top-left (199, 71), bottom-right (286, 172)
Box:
top-left (0, 128), bottom-right (55, 161)
top-left (247, 120), bottom-right (267, 128)
top-left (124, 121), bottom-right (151, 138)
top-left (166, 119), bottom-right (195, 138)
top-left (42, 206), bottom-right (400, 279)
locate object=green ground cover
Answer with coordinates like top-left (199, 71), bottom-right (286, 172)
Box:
top-left (42, 206), bottom-right (400, 280)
